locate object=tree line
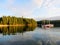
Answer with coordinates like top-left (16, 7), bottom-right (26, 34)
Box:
top-left (0, 16), bottom-right (37, 26)
top-left (37, 20), bottom-right (60, 27)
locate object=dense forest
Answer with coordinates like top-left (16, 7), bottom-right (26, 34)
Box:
top-left (37, 20), bottom-right (60, 27)
top-left (0, 16), bottom-right (37, 26)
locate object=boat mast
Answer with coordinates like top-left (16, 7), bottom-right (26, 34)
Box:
top-left (49, 20), bottom-right (50, 24)
top-left (44, 20), bottom-right (45, 25)
top-left (42, 19), bottom-right (45, 25)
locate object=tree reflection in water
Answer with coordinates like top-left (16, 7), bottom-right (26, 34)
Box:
top-left (0, 27), bottom-right (58, 45)
top-left (0, 26), bottom-right (36, 35)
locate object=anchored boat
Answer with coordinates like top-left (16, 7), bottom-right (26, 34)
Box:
top-left (42, 20), bottom-right (54, 29)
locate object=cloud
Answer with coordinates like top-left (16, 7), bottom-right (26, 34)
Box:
top-left (0, 0), bottom-right (60, 19)
top-left (32, 0), bottom-right (43, 8)
top-left (10, 0), bottom-right (44, 18)
top-left (42, 0), bottom-right (60, 8)
top-left (0, 0), bottom-right (44, 18)
top-left (42, 0), bottom-right (53, 8)
top-left (2, 0), bottom-right (29, 17)
top-left (38, 0), bottom-right (60, 18)
top-left (6, 0), bottom-right (15, 4)
top-left (46, 0), bottom-right (60, 17)
top-left (48, 8), bottom-right (60, 17)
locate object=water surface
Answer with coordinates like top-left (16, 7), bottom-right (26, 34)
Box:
top-left (0, 27), bottom-right (60, 45)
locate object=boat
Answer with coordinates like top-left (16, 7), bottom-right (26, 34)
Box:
top-left (42, 24), bottom-right (54, 29)
top-left (42, 20), bottom-right (54, 29)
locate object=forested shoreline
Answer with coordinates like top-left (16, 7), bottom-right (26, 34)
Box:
top-left (37, 20), bottom-right (60, 27)
top-left (0, 16), bottom-right (37, 26)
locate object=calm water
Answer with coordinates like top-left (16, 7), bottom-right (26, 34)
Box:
top-left (0, 26), bottom-right (60, 45)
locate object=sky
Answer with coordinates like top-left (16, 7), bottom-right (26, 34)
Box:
top-left (0, 0), bottom-right (60, 20)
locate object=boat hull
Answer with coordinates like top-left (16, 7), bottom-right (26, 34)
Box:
top-left (42, 24), bottom-right (54, 29)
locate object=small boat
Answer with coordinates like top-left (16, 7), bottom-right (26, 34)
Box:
top-left (42, 20), bottom-right (54, 29)
top-left (42, 24), bottom-right (54, 29)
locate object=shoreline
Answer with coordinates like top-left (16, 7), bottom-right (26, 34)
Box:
top-left (0, 25), bottom-right (25, 27)
top-left (0, 24), bottom-right (37, 27)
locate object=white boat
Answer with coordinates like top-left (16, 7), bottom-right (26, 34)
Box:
top-left (42, 20), bottom-right (54, 29)
top-left (42, 24), bottom-right (54, 29)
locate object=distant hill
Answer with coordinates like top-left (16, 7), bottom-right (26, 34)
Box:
top-left (36, 16), bottom-right (60, 21)
top-left (35, 17), bottom-right (48, 21)
top-left (46, 16), bottom-right (60, 20)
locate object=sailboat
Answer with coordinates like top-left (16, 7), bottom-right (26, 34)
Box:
top-left (42, 20), bottom-right (54, 29)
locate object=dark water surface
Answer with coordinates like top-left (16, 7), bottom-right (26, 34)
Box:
top-left (0, 26), bottom-right (60, 45)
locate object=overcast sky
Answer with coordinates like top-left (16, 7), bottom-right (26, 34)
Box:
top-left (0, 0), bottom-right (60, 19)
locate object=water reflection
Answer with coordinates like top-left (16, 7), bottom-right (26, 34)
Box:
top-left (0, 27), bottom-right (60, 45)
top-left (0, 26), bottom-right (36, 35)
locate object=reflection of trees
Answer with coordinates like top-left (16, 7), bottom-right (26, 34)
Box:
top-left (0, 26), bottom-right (36, 35)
